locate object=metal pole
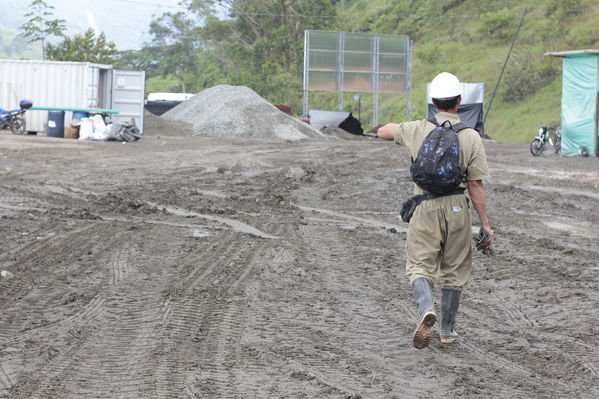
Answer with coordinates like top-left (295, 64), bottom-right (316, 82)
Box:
top-left (337, 32), bottom-right (345, 111)
top-left (373, 36), bottom-right (380, 126)
top-left (483, 8), bottom-right (527, 125)
top-left (303, 30), bottom-right (310, 117)
top-left (595, 57), bottom-right (598, 156)
top-left (407, 39), bottom-right (413, 121)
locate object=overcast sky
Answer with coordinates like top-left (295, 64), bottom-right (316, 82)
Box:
top-left (5, 0), bottom-right (189, 50)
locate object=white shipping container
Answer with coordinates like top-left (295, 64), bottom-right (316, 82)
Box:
top-left (0, 59), bottom-right (145, 134)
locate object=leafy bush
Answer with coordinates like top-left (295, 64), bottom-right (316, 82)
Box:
top-left (476, 8), bottom-right (517, 41)
top-left (415, 44), bottom-right (442, 65)
top-left (501, 48), bottom-right (559, 102)
top-left (545, 0), bottom-right (582, 17)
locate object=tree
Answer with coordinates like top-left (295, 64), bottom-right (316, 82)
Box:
top-left (115, 48), bottom-right (161, 72)
top-left (196, 0), bottom-right (338, 75)
top-left (194, 0), bottom-right (338, 107)
top-left (46, 29), bottom-right (118, 64)
top-left (147, 11), bottom-right (202, 92)
top-left (19, 0), bottom-right (66, 60)
top-left (143, 0), bottom-right (339, 103)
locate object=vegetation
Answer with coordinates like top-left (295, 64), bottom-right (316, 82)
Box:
top-left (19, 0), bottom-right (66, 60)
top-left (46, 29), bottom-right (118, 64)
top-left (9, 0), bottom-right (599, 142)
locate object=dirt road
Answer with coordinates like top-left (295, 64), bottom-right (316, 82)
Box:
top-left (0, 130), bottom-right (598, 398)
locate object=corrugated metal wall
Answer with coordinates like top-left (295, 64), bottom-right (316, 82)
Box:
top-left (0, 60), bottom-right (111, 133)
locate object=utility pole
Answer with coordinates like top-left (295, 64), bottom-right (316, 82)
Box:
top-left (484, 8), bottom-right (527, 125)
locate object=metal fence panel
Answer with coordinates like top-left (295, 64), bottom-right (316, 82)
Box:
top-left (303, 30), bottom-right (412, 125)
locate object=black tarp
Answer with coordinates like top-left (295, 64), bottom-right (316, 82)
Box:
top-left (145, 100), bottom-right (183, 116)
top-left (338, 113), bottom-right (364, 135)
top-left (427, 103), bottom-right (484, 134)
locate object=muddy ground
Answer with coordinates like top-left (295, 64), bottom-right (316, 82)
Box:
top-left (0, 127), bottom-right (598, 398)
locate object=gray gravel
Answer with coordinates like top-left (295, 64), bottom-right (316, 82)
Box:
top-left (162, 85), bottom-right (326, 141)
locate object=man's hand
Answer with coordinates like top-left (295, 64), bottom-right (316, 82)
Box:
top-left (474, 227), bottom-right (495, 256)
top-left (467, 180), bottom-right (493, 256)
top-left (480, 226), bottom-right (494, 248)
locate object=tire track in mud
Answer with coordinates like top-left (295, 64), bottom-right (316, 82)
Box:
top-left (76, 214), bottom-right (279, 397)
top-left (0, 223), bottom-right (105, 342)
top-left (491, 292), bottom-right (537, 328)
top-left (0, 223), bottom-right (94, 268)
top-left (218, 217), bottom-right (428, 397)
top-left (22, 222), bottom-right (187, 398)
top-left (0, 224), bottom-right (166, 397)
top-left (177, 222), bottom-right (283, 398)
top-left (109, 244), bottom-right (131, 285)
top-left (292, 195), bottom-right (589, 397)
top-left (88, 225), bottom-right (188, 398)
top-left (288, 222), bottom-right (454, 396)
top-left (0, 295), bottom-right (105, 347)
top-left (0, 362), bottom-right (14, 392)
top-left (543, 332), bottom-right (599, 358)
top-left (27, 294), bottom-right (172, 399)
top-left (177, 214), bottom-right (389, 398)
top-left (538, 332), bottom-right (599, 385)
top-left (457, 340), bottom-right (530, 376)
top-left (172, 229), bottom-right (246, 292)
top-left (60, 294), bottom-right (172, 398)
top-left (0, 277), bottom-right (32, 340)
top-left (0, 195), bottom-right (46, 214)
top-left (182, 298), bottom-right (248, 398)
top-left (459, 296), bottom-right (598, 394)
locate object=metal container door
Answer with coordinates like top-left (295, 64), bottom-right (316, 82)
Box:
top-left (111, 70), bottom-right (145, 133)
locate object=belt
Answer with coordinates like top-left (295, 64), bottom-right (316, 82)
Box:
top-left (419, 188), bottom-right (465, 201)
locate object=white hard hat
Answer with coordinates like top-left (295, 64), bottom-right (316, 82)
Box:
top-left (429, 72), bottom-right (463, 99)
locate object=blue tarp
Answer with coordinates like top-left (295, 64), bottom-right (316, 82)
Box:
top-left (561, 55), bottom-right (598, 156)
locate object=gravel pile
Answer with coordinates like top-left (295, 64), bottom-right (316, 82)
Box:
top-left (162, 85), bottom-right (325, 141)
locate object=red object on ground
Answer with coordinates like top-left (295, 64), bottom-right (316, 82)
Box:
top-left (274, 104), bottom-right (291, 115)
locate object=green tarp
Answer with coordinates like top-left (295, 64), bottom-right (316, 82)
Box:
top-left (561, 56), bottom-right (598, 156)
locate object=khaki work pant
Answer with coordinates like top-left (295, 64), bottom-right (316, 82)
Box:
top-left (405, 194), bottom-right (472, 290)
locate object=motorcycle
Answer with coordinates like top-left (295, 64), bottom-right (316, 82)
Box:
top-left (0, 99), bottom-right (33, 135)
top-left (530, 124), bottom-right (561, 156)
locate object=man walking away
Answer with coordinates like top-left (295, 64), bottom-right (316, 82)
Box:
top-left (377, 72), bottom-right (494, 349)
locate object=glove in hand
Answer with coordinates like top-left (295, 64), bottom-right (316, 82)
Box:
top-left (474, 227), bottom-right (495, 256)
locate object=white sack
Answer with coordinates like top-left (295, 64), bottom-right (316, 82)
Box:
top-left (78, 118), bottom-right (94, 140)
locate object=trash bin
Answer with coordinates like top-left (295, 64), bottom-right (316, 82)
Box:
top-left (47, 111), bottom-right (65, 138)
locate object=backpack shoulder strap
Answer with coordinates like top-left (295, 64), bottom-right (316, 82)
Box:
top-left (429, 117), bottom-right (470, 133)
top-left (426, 117), bottom-right (439, 127)
top-left (452, 122), bottom-right (470, 132)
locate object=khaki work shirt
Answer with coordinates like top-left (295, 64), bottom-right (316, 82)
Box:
top-left (394, 112), bottom-right (491, 195)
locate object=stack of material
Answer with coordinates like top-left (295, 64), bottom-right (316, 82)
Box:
top-left (162, 85), bottom-right (325, 141)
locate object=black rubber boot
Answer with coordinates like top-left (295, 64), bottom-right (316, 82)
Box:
top-left (411, 277), bottom-right (437, 349)
top-left (440, 288), bottom-right (462, 343)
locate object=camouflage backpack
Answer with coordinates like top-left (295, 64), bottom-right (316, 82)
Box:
top-left (409, 118), bottom-right (468, 195)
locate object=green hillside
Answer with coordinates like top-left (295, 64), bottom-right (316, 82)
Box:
top-left (0, 28), bottom-right (40, 60)
top-left (339, 0), bottom-right (599, 141)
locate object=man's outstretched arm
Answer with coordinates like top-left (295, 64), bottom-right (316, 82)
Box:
top-left (377, 124), bottom-right (399, 141)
